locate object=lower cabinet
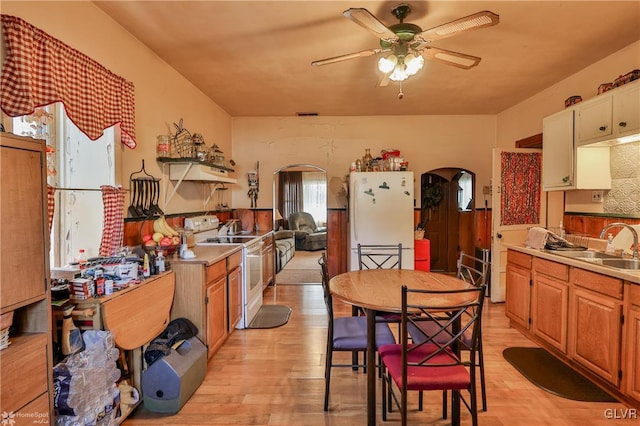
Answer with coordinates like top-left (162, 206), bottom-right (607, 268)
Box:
top-left (505, 250), bottom-right (532, 330)
top-left (206, 270), bottom-right (227, 358)
top-left (261, 233), bottom-right (274, 290)
top-left (568, 268), bottom-right (623, 386)
top-left (531, 258), bottom-right (569, 353)
top-left (624, 283), bottom-right (640, 401)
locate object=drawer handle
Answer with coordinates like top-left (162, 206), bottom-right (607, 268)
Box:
top-left (599, 125), bottom-right (607, 132)
top-left (619, 121), bottom-right (627, 128)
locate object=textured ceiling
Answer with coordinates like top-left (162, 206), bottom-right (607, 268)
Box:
top-left (94, 1), bottom-right (640, 117)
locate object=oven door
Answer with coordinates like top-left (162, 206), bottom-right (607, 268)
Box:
top-left (243, 241), bottom-right (264, 328)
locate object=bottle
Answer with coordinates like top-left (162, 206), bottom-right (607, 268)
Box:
top-left (558, 221), bottom-right (565, 239)
top-left (606, 233), bottom-right (615, 254)
top-left (156, 135), bottom-right (170, 158)
top-left (142, 253), bottom-right (150, 278)
top-left (156, 251), bottom-right (165, 273)
top-left (75, 249), bottom-right (86, 268)
top-left (362, 148), bottom-right (373, 172)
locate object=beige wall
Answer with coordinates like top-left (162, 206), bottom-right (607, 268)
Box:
top-left (4, 2), bottom-right (638, 218)
top-left (2, 1), bottom-right (233, 215)
top-left (231, 115), bottom-right (496, 209)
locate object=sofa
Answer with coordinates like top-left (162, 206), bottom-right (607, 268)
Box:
top-left (288, 212), bottom-right (327, 251)
top-left (274, 230), bottom-right (295, 273)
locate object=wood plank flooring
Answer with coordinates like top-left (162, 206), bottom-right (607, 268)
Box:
top-left (125, 283), bottom-right (632, 425)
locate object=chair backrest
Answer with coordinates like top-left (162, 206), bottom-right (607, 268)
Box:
top-left (318, 251), bottom-right (332, 318)
top-left (357, 243), bottom-right (402, 270)
top-left (289, 212), bottom-right (318, 233)
top-left (457, 252), bottom-right (490, 288)
top-left (401, 285), bottom-right (486, 371)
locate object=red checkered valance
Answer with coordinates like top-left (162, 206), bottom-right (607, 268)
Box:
top-left (0, 15), bottom-right (136, 149)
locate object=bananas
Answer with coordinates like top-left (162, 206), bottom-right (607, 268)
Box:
top-left (153, 215), bottom-right (179, 237)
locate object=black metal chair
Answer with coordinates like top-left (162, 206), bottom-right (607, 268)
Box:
top-left (318, 252), bottom-right (395, 411)
top-left (379, 284), bottom-right (487, 426)
top-left (357, 243), bottom-right (402, 270)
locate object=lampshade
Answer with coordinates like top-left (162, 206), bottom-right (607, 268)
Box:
top-left (275, 209), bottom-right (283, 220)
top-left (378, 51), bottom-right (424, 82)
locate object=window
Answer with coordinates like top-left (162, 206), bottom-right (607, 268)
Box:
top-left (302, 172), bottom-right (327, 226)
top-left (12, 104), bottom-right (116, 267)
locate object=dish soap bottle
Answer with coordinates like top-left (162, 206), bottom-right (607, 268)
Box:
top-left (606, 233), bottom-right (615, 254)
top-left (362, 148), bottom-right (373, 172)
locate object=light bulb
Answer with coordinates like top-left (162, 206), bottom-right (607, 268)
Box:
top-left (389, 64), bottom-right (408, 82)
top-left (377, 55), bottom-right (397, 73)
top-left (405, 54), bottom-right (424, 76)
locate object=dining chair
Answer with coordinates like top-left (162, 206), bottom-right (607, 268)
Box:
top-left (318, 252), bottom-right (396, 411)
top-left (379, 284), bottom-right (487, 426)
top-left (408, 252), bottom-right (490, 415)
top-left (357, 243), bottom-right (403, 270)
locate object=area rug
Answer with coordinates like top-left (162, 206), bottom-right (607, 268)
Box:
top-left (247, 305), bottom-right (292, 329)
top-left (503, 347), bottom-right (617, 402)
top-left (285, 250), bottom-right (323, 269)
top-left (276, 268), bottom-right (321, 284)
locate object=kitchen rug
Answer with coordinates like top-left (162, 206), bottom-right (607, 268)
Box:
top-left (276, 268), bottom-right (321, 285)
top-left (247, 305), bottom-right (292, 329)
top-left (503, 347), bottom-right (617, 402)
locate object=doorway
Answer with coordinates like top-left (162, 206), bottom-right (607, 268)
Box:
top-left (421, 168), bottom-right (476, 273)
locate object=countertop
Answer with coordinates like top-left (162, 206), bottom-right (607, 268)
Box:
top-left (169, 245), bottom-right (242, 266)
top-left (505, 243), bottom-right (640, 284)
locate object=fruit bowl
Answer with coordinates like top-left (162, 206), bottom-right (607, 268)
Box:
top-left (142, 244), bottom-right (180, 257)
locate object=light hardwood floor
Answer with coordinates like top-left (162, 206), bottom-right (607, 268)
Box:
top-left (126, 283), bottom-right (631, 425)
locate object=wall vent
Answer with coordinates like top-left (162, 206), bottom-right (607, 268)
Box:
top-left (296, 112), bottom-right (318, 116)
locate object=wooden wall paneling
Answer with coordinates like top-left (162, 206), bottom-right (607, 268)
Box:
top-left (327, 209), bottom-right (348, 277)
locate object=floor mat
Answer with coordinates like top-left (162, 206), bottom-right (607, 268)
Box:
top-left (503, 347), bottom-right (617, 402)
top-left (276, 268), bottom-right (321, 284)
top-left (247, 305), bottom-right (292, 329)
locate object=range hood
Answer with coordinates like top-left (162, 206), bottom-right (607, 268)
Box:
top-left (169, 162), bottom-right (237, 184)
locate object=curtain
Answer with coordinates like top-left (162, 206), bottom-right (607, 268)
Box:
top-left (99, 186), bottom-right (126, 256)
top-left (0, 15), bottom-right (137, 149)
top-left (278, 171), bottom-right (303, 226)
top-left (501, 152), bottom-right (541, 225)
top-left (47, 185), bottom-right (55, 235)
top-left (302, 172), bottom-right (327, 225)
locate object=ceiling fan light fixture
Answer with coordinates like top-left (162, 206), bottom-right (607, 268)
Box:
top-left (405, 53), bottom-right (424, 75)
top-left (378, 55), bottom-right (398, 73)
top-left (389, 64), bottom-right (408, 82)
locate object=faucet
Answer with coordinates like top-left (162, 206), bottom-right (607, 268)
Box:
top-left (599, 223), bottom-right (639, 259)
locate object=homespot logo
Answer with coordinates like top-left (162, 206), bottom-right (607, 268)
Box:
top-left (1, 411), bottom-right (49, 425)
top-left (604, 408), bottom-right (638, 420)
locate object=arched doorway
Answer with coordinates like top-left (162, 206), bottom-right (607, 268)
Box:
top-left (421, 168), bottom-right (476, 273)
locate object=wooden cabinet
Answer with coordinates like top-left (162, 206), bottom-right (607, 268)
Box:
top-left (568, 268), bottom-right (623, 386)
top-left (624, 283), bottom-right (640, 402)
top-left (172, 258), bottom-right (230, 359)
top-left (227, 251), bottom-right (242, 330)
top-left (531, 258), bottom-right (569, 352)
top-left (576, 80), bottom-right (640, 146)
top-left (0, 133), bottom-right (53, 421)
top-left (542, 107), bottom-right (611, 190)
top-left (261, 233), bottom-right (274, 290)
top-left (505, 250), bottom-right (532, 330)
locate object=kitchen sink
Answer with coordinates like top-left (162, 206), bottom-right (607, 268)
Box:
top-left (599, 259), bottom-right (640, 270)
top-left (546, 250), bottom-right (619, 259)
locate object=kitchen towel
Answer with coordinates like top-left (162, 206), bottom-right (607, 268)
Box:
top-left (524, 227), bottom-right (550, 250)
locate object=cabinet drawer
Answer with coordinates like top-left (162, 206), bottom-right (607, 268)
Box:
top-left (206, 260), bottom-right (226, 284)
top-left (13, 392), bottom-right (50, 425)
top-left (227, 251), bottom-right (242, 271)
top-left (533, 257), bottom-right (569, 281)
top-left (570, 267), bottom-right (622, 299)
top-left (0, 334), bottom-right (48, 412)
top-left (628, 282), bottom-right (640, 307)
top-left (507, 250), bottom-right (532, 269)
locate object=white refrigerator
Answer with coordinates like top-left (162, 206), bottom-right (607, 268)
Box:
top-left (349, 171), bottom-right (415, 271)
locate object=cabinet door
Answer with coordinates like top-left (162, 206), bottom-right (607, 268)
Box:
top-left (505, 263), bottom-right (531, 330)
top-left (206, 276), bottom-right (228, 358)
top-left (262, 243), bottom-right (274, 289)
top-left (228, 266), bottom-right (242, 330)
top-left (0, 144), bottom-right (47, 309)
top-left (625, 284), bottom-right (640, 402)
top-left (576, 94), bottom-right (613, 145)
top-left (532, 273), bottom-right (568, 352)
top-left (569, 287), bottom-right (622, 385)
top-left (542, 109), bottom-right (574, 190)
top-left (614, 82), bottom-right (640, 137)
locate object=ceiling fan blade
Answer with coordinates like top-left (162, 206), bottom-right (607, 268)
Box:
top-left (422, 47), bottom-right (482, 69)
top-left (343, 8), bottom-right (397, 40)
top-left (312, 48), bottom-right (383, 67)
top-left (377, 72), bottom-right (390, 87)
top-left (419, 11), bottom-right (499, 42)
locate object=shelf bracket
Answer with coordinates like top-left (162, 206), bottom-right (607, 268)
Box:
top-left (204, 182), bottom-right (225, 209)
top-left (162, 162), bottom-right (193, 211)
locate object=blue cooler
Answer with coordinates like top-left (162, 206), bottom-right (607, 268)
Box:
top-left (141, 336), bottom-right (207, 413)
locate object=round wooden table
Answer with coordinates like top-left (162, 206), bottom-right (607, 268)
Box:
top-left (329, 269), bottom-right (475, 426)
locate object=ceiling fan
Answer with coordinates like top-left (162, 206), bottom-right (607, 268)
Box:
top-left (312, 4), bottom-right (499, 86)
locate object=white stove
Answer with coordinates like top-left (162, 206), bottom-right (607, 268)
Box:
top-left (186, 215), bottom-right (264, 329)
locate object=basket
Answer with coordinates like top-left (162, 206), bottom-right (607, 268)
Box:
top-left (142, 244), bottom-right (180, 257)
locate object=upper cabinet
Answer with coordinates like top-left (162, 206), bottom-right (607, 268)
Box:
top-left (576, 80), bottom-right (640, 146)
top-left (542, 108), bottom-right (611, 191)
